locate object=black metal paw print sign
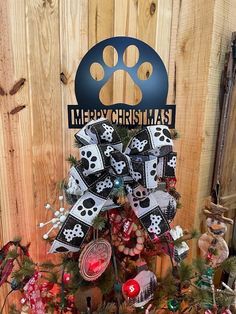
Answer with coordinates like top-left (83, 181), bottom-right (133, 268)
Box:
top-left (68, 36), bottom-right (176, 128)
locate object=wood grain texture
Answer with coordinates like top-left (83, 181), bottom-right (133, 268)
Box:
top-left (89, 0), bottom-right (114, 106)
top-left (1, 0), bottom-right (236, 309)
top-left (174, 0), bottom-right (217, 259)
top-left (60, 0), bottom-right (89, 174)
top-left (25, 0), bottom-right (63, 260)
top-left (199, 0), bottom-right (236, 246)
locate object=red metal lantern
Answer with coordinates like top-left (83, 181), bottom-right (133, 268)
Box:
top-left (122, 279), bottom-right (140, 298)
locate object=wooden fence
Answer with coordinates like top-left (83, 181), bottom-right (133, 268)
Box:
top-left (0, 0), bottom-right (236, 310)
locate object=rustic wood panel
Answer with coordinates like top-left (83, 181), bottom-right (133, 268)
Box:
top-left (1, 0), bottom-right (236, 311)
top-left (0, 0), bottom-right (34, 309)
top-left (25, 0), bottom-right (63, 260)
top-left (60, 0), bottom-right (89, 174)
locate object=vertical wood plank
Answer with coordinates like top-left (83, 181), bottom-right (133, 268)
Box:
top-left (113, 0), bottom-right (138, 105)
top-left (0, 0), bottom-right (35, 309)
top-left (25, 0), bottom-right (63, 260)
top-left (167, 0), bottom-right (180, 104)
top-left (88, 0), bottom-right (114, 106)
top-left (156, 0), bottom-right (173, 70)
top-left (173, 0), bottom-right (216, 259)
top-left (59, 0), bottom-right (89, 174)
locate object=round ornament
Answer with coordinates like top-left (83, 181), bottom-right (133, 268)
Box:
top-left (74, 286), bottom-right (103, 312)
top-left (167, 299), bottom-right (180, 312)
top-left (79, 239), bottom-right (112, 281)
top-left (198, 233), bottom-right (229, 267)
top-left (122, 279), bottom-right (140, 298)
top-left (131, 270), bottom-right (158, 308)
top-left (63, 272), bottom-right (71, 284)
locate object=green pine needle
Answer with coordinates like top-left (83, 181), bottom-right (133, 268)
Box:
top-left (92, 215), bottom-right (107, 230)
top-left (179, 261), bottom-right (193, 282)
top-left (6, 249), bottom-right (19, 260)
top-left (193, 257), bottom-right (207, 274)
top-left (97, 265), bottom-right (115, 295)
top-left (176, 202), bottom-right (182, 209)
top-left (190, 229), bottom-right (200, 239)
top-left (47, 271), bottom-right (59, 284)
top-left (215, 290), bottom-right (234, 311)
top-left (74, 138), bottom-right (82, 149)
top-left (66, 154), bottom-right (78, 166)
top-left (170, 129), bottom-right (180, 140)
top-left (220, 256), bottom-right (236, 273)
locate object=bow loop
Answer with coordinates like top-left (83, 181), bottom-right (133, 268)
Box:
top-left (125, 125), bottom-right (173, 157)
top-left (75, 118), bottom-right (123, 151)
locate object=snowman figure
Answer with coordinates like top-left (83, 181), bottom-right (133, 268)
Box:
top-left (198, 202), bottom-right (233, 267)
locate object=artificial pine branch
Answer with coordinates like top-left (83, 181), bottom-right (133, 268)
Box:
top-left (92, 215), bottom-right (107, 231)
top-left (178, 262), bottom-right (193, 282)
top-left (6, 249), bottom-right (19, 260)
top-left (97, 265), bottom-right (115, 295)
top-left (215, 290), bottom-right (234, 311)
top-left (192, 257), bottom-right (206, 274)
top-left (74, 138), bottom-right (82, 149)
top-left (174, 230), bottom-right (199, 246)
top-left (220, 256), bottom-right (236, 273)
top-left (47, 271), bottom-right (59, 284)
top-left (170, 129), bottom-right (180, 140)
top-left (66, 154), bottom-right (79, 167)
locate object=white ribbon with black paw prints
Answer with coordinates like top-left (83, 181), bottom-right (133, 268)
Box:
top-left (50, 118), bottom-right (177, 253)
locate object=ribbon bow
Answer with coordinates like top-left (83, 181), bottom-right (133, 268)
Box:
top-left (50, 118), bottom-right (177, 253)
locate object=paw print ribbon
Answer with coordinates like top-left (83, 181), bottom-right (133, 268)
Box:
top-left (50, 118), bottom-right (177, 253)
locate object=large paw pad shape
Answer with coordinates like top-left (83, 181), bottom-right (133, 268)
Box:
top-left (75, 36), bottom-right (168, 110)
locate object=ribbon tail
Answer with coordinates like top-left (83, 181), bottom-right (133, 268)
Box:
top-left (50, 174), bottom-right (114, 253)
top-left (127, 188), bottom-right (177, 240)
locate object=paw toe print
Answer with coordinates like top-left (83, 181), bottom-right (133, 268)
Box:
top-left (89, 44), bottom-right (153, 106)
top-left (132, 195), bottom-right (150, 209)
top-left (77, 198), bottom-right (98, 217)
top-left (80, 149), bottom-right (98, 176)
top-left (150, 161), bottom-right (158, 181)
top-left (154, 127), bottom-right (171, 144)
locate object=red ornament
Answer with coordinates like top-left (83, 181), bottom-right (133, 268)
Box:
top-left (122, 279), bottom-right (140, 298)
top-left (221, 309), bottom-right (232, 314)
top-left (63, 272), bottom-right (71, 284)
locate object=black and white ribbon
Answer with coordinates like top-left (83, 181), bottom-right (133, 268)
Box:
top-left (50, 118), bottom-right (177, 253)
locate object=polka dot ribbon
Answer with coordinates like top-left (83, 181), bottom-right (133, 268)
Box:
top-left (50, 118), bottom-right (177, 253)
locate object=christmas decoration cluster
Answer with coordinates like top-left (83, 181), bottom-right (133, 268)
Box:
top-left (0, 119), bottom-right (235, 314)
